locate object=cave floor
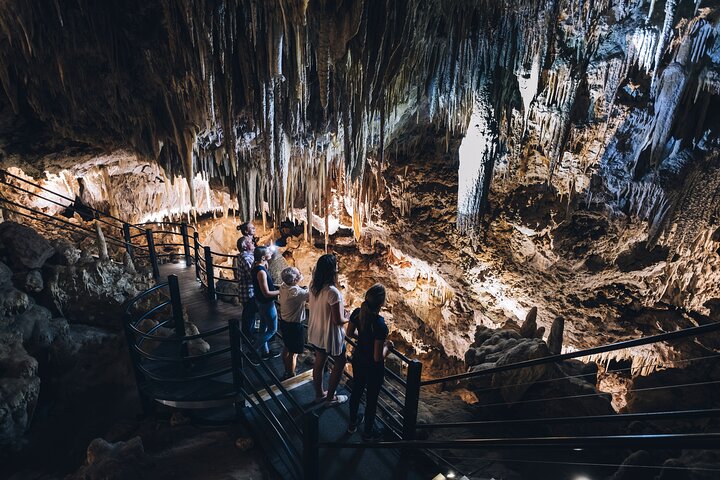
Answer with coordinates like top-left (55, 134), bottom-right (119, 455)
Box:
top-left (157, 262), bottom-right (441, 480)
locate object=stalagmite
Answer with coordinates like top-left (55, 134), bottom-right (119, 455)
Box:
top-left (519, 307), bottom-right (538, 338)
top-left (547, 316), bottom-right (565, 355)
top-left (95, 221), bottom-right (109, 262)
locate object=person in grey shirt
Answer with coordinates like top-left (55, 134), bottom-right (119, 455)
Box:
top-left (278, 267), bottom-right (309, 379)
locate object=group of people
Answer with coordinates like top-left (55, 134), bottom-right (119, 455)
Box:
top-left (233, 222), bottom-right (393, 441)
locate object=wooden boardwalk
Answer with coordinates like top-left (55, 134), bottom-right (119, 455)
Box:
top-left (156, 262), bottom-right (438, 480)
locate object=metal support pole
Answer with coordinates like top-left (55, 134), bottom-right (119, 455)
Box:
top-left (302, 412), bottom-right (320, 480)
top-left (121, 316), bottom-right (155, 416)
top-left (122, 223), bottom-right (134, 261)
top-left (229, 317), bottom-right (243, 392)
top-left (168, 274), bottom-right (187, 357)
top-left (180, 222), bottom-right (191, 267)
top-left (402, 360), bottom-right (422, 440)
top-left (146, 228), bottom-right (160, 280)
top-left (204, 246), bottom-right (216, 301)
top-left (193, 232), bottom-right (201, 281)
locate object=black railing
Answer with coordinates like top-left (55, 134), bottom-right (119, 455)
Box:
top-left (122, 274), bottom-right (242, 414)
top-left (5, 170), bottom-right (720, 479)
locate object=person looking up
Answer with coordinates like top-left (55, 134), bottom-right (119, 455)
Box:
top-left (237, 221), bottom-right (258, 246)
top-left (307, 254), bottom-right (348, 407)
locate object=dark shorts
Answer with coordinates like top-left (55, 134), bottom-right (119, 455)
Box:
top-left (279, 320), bottom-right (305, 354)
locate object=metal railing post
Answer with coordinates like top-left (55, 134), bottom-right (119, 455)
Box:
top-left (121, 314), bottom-right (156, 416)
top-left (180, 222), bottom-right (191, 267)
top-left (193, 232), bottom-right (201, 280)
top-left (204, 246), bottom-right (216, 301)
top-left (168, 274), bottom-right (187, 357)
top-left (122, 223), bottom-right (134, 261)
top-left (302, 412), bottom-right (320, 480)
top-left (146, 228), bottom-right (160, 280)
top-left (229, 317), bottom-right (243, 386)
top-left (402, 359), bottom-right (422, 440)
top-left (229, 317), bottom-right (244, 417)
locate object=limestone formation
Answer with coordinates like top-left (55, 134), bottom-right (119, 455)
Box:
top-left (519, 306), bottom-right (538, 338)
top-left (547, 316), bottom-right (565, 355)
top-left (47, 257), bottom-right (149, 327)
top-left (70, 437), bottom-right (147, 480)
top-left (23, 270), bottom-right (43, 293)
top-left (0, 331), bottom-right (40, 448)
top-left (1, 1), bottom-right (720, 478)
top-left (0, 222), bottom-right (55, 270)
top-left (49, 238), bottom-right (81, 266)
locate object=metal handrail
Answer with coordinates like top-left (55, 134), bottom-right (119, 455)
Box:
top-left (0, 197), bottom-right (129, 249)
top-left (317, 432), bottom-right (720, 449)
top-left (416, 408), bottom-right (720, 429)
top-left (0, 177), bottom-right (126, 233)
top-left (0, 168), bottom-right (144, 232)
top-left (421, 320), bottom-right (720, 387)
top-left (132, 343), bottom-right (233, 364)
top-left (238, 330), bottom-right (307, 414)
top-left (136, 363), bottom-right (233, 383)
top-left (133, 301), bottom-right (173, 324)
top-left (240, 388), bottom-right (303, 478)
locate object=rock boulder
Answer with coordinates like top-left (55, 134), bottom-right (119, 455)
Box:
top-left (0, 222), bottom-right (55, 270)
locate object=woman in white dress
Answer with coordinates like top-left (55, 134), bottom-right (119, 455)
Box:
top-left (307, 254), bottom-right (349, 406)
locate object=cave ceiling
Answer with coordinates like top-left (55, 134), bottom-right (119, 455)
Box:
top-left (1, 0), bottom-right (720, 241)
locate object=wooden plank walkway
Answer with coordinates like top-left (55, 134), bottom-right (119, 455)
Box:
top-left (156, 262), bottom-right (440, 480)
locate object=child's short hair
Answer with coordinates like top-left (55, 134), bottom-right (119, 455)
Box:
top-left (281, 267), bottom-right (301, 285)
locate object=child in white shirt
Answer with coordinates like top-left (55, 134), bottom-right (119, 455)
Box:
top-left (278, 267), bottom-right (309, 379)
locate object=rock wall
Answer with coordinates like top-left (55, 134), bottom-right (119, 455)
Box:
top-left (0, 220), bottom-right (151, 459)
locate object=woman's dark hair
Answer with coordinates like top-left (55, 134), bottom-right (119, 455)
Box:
top-left (310, 254), bottom-right (338, 296)
top-left (237, 222), bottom-right (252, 234)
top-left (254, 246), bottom-right (269, 263)
top-left (358, 284), bottom-right (386, 333)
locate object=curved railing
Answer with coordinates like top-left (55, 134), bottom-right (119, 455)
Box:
top-left (122, 275), bottom-right (241, 411)
top-left (0, 168), bottom-right (238, 292)
top-left (5, 169), bottom-right (720, 478)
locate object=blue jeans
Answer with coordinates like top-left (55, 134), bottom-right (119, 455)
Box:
top-left (241, 297), bottom-right (258, 338)
top-left (256, 300), bottom-right (278, 355)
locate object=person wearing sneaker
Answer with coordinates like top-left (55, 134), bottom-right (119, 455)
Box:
top-left (346, 284), bottom-right (392, 441)
top-left (251, 246), bottom-right (280, 360)
top-left (278, 267), bottom-right (309, 379)
top-left (307, 254), bottom-right (349, 407)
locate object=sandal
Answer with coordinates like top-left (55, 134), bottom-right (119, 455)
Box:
top-left (324, 394), bottom-right (348, 407)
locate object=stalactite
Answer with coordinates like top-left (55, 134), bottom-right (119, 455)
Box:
top-left (2, 0), bottom-right (718, 240)
top-left (651, 0), bottom-right (678, 91)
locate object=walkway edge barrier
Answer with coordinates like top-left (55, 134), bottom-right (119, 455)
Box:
top-left (204, 246), bottom-right (216, 300)
top-left (146, 228), bottom-right (160, 280)
top-left (123, 223), bottom-right (134, 261)
top-left (193, 232), bottom-right (201, 280)
top-left (168, 275), bottom-right (187, 358)
top-left (402, 359), bottom-right (422, 440)
top-left (181, 222), bottom-right (192, 266)
top-left (302, 412), bottom-right (320, 480)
